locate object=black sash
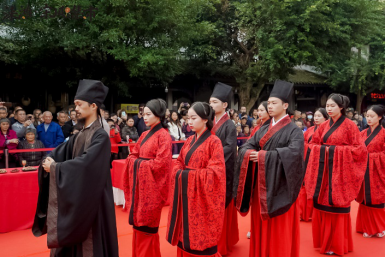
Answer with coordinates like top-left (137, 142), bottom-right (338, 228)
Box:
top-left (185, 130), bottom-right (211, 166)
top-left (322, 116), bottom-right (346, 143)
top-left (140, 123), bottom-right (163, 147)
top-left (365, 125), bottom-right (382, 147)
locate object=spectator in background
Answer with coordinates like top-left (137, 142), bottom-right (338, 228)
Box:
top-left (301, 112), bottom-right (307, 121)
top-left (110, 113), bottom-right (121, 132)
top-left (305, 111), bottom-right (314, 128)
top-left (12, 109), bottom-right (35, 141)
top-left (346, 110), bottom-right (354, 119)
top-left (232, 111), bottom-right (241, 127)
top-left (352, 118), bottom-right (362, 131)
top-left (0, 107), bottom-right (7, 119)
top-left (57, 111), bottom-right (72, 138)
top-left (107, 119), bottom-right (121, 167)
top-left (243, 125), bottom-right (250, 138)
top-left (251, 108), bottom-right (258, 121)
top-left (168, 110), bottom-right (185, 154)
top-left (181, 110), bottom-right (194, 139)
top-left (165, 109), bottom-right (171, 122)
top-left (292, 110), bottom-right (305, 126)
top-left (134, 103), bottom-right (148, 136)
top-left (62, 110), bottom-right (78, 137)
top-left (103, 110), bottom-right (110, 120)
top-left (121, 116), bottom-right (139, 143)
top-left (99, 104), bottom-right (110, 135)
top-left (239, 106), bottom-right (253, 127)
top-left (236, 124), bottom-right (245, 147)
top-left (240, 114), bottom-right (248, 131)
top-left (0, 118), bottom-right (19, 168)
top-left (178, 102), bottom-right (190, 114)
top-left (17, 128), bottom-right (46, 166)
top-left (251, 119), bottom-right (258, 131)
top-left (36, 111), bottom-right (64, 148)
top-left (38, 113), bottom-right (44, 124)
top-left (33, 109), bottom-right (42, 127)
top-left (295, 121), bottom-right (306, 133)
top-left (9, 106), bottom-right (23, 125)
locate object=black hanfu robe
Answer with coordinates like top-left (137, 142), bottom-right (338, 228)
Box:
top-left (234, 115), bottom-right (304, 256)
top-left (32, 121), bottom-right (119, 257)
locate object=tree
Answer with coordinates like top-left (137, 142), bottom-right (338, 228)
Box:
top-left (1, 0), bottom-right (210, 94)
top-left (183, 0), bottom-right (385, 111)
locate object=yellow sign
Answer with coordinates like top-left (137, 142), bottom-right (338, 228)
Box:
top-left (121, 104), bottom-right (139, 114)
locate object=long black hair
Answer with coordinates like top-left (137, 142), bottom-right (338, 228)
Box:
top-left (190, 102), bottom-right (215, 131)
top-left (315, 108), bottom-right (328, 120)
top-left (327, 93), bottom-right (350, 116)
top-left (169, 110), bottom-right (181, 127)
top-left (367, 105), bottom-right (385, 123)
top-left (258, 101), bottom-right (270, 117)
top-left (145, 98), bottom-right (168, 129)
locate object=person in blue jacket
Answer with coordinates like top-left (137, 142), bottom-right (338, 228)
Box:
top-left (36, 111), bottom-right (65, 148)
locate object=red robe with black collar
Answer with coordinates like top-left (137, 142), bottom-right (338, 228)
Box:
top-left (123, 123), bottom-right (172, 256)
top-left (356, 126), bottom-right (385, 235)
top-left (166, 130), bottom-right (226, 256)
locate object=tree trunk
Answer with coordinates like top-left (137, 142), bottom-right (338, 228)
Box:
top-left (237, 77), bottom-right (265, 113)
top-left (356, 89), bottom-right (363, 114)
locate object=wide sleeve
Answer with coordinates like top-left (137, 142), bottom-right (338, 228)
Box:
top-left (368, 141), bottom-right (385, 204)
top-left (46, 132), bottom-right (111, 247)
top-left (257, 127), bottom-right (305, 219)
top-left (123, 134), bottom-right (142, 203)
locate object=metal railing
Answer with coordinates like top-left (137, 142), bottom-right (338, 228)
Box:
top-left (0, 137), bottom-right (250, 168)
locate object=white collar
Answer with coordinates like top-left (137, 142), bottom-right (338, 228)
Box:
top-left (215, 112), bottom-right (227, 124)
top-left (84, 120), bottom-right (96, 130)
top-left (272, 114), bottom-right (289, 127)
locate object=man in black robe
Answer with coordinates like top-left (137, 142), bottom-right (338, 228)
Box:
top-left (32, 79), bottom-right (119, 257)
top-left (209, 82), bottom-right (239, 255)
top-left (234, 80), bottom-right (305, 256)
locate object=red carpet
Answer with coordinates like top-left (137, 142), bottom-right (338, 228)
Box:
top-left (0, 202), bottom-right (384, 257)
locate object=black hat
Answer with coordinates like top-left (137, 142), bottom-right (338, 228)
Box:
top-left (211, 82), bottom-right (233, 103)
top-left (74, 79), bottom-right (109, 107)
top-left (269, 80), bottom-right (294, 103)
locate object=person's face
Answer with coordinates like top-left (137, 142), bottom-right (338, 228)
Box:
top-left (70, 111), bottom-right (77, 121)
top-left (244, 127), bottom-right (250, 134)
top-left (301, 113), bottom-right (306, 119)
top-left (314, 111), bottom-right (327, 125)
top-left (108, 121), bottom-right (115, 130)
top-left (39, 114), bottom-right (44, 123)
top-left (366, 109), bottom-right (381, 126)
top-left (295, 122), bottom-right (303, 129)
top-left (34, 110), bottom-right (41, 119)
top-left (17, 111), bottom-right (26, 122)
top-left (187, 108), bottom-right (207, 132)
top-left (143, 107), bottom-right (160, 127)
top-left (209, 97), bottom-right (227, 114)
top-left (43, 113), bottom-right (53, 124)
top-left (358, 116), bottom-right (363, 121)
top-left (326, 99), bottom-right (343, 118)
top-left (241, 118), bottom-right (247, 125)
top-left (0, 109), bottom-right (7, 119)
top-left (104, 112), bottom-right (109, 119)
top-left (233, 113), bottom-right (239, 121)
top-left (347, 112), bottom-right (353, 119)
top-left (257, 104), bottom-right (269, 121)
top-left (267, 97), bottom-right (287, 118)
top-left (354, 114), bottom-right (359, 120)
top-left (236, 126), bottom-right (242, 133)
top-left (171, 112), bottom-right (178, 122)
top-left (58, 113), bottom-right (67, 124)
top-left (252, 120), bottom-right (257, 127)
top-left (0, 122), bottom-right (9, 131)
top-left (26, 132), bottom-right (35, 142)
top-left (182, 115), bottom-right (188, 121)
top-left (111, 115), bottom-right (118, 123)
top-left (127, 118), bottom-right (134, 127)
top-left (75, 100), bottom-right (96, 121)
top-left (240, 107), bottom-right (247, 113)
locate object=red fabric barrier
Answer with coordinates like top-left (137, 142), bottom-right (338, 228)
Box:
top-left (111, 160), bottom-right (126, 190)
top-left (0, 167), bottom-right (39, 233)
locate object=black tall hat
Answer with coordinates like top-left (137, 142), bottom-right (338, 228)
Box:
top-left (269, 80), bottom-right (294, 103)
top-left (74, 79), bottom-right (109, 107)
top-left (211, 82), bottom-right (233, 103)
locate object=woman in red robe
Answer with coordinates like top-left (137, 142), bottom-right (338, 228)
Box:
top-left (297, 108), bottom-right (328, 222)
top-left (249, 101), bottom-right (271, 139)
top-left (305, 94), bottom-right (367, 256)
top-left (166, 102), bottom-right (226, 257)
top-left (123, 99), bottom-right (172, 257)
top-left (356, 105), bottom-right (385, 238)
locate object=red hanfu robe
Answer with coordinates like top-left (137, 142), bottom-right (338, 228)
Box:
top-left (249, 119), bottom-right (271, 139)
top-left (123, 123), bottom-right (172, 257)
top-left (356, 125), bottom-right (385, 235)
top-left (212, 113), bottom-right (239, 255)
top-left (234, 116), bottom-right (305, 257)
top-left (305, 116), bottom-right (367, 255)
top-left (166, 130), bottom-right (226, 256)
top-left (297, 125), bottom-right (317, 222)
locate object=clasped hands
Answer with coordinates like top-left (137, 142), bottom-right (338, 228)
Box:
top-left (250, 151), bottom-right (259, 162)
top-left (42, 157), bottom-right (55, 173)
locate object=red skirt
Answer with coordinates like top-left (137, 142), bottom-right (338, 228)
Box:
top-left (177, 247), bottom-right (221, 257)
top-left (297, 186), bottom-right (313, 222)
top-left (250, 190), bottom-right (300, 257)
top-left (132, 228), bottom-right (161, 257)
top-left (312, 209), bottom-right (353, 256)
top-left (356, 204), bottom-right (385, 235)
top-left (218, 200), bottom-right (239, 256)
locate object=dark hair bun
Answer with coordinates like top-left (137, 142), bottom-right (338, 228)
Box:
top-left (327, 93), bottom-right (350, 115)
top-left (190, 102), bottom-right (215, 130)
top-left (368, 105), bottom-right (385, 122)
top-left (145, 98), bottom-right (168, 129)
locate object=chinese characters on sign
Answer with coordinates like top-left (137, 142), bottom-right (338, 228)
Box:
top-left (1, 4), bottom-right (98, 22)
top-left (371, 93), bottom-right (385, 100)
